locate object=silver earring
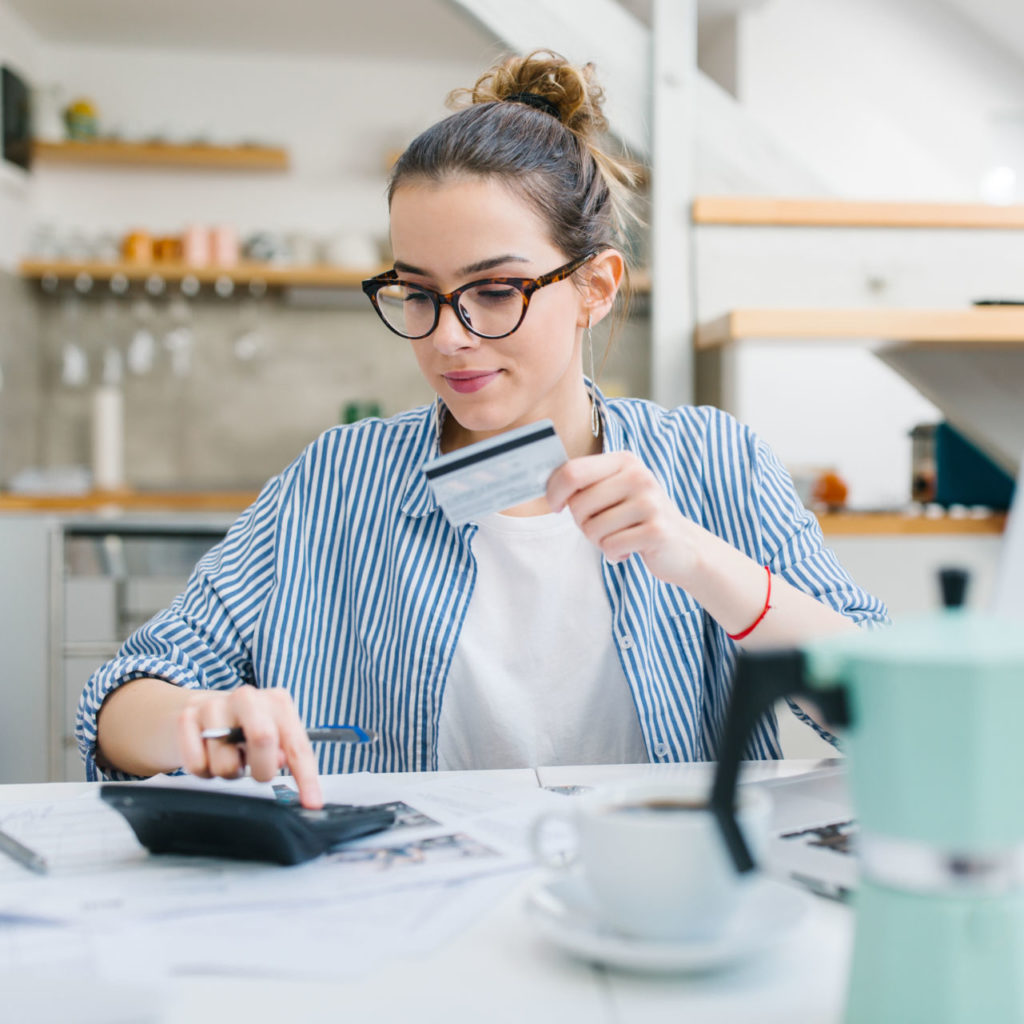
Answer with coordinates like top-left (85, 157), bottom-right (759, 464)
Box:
top-left (585, 316), bottom-right (600, 439)
top-left (434, 396), bottom-right (445, 449)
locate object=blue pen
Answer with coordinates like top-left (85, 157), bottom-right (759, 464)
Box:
top-left (200, 725), bottom-right (376, 744)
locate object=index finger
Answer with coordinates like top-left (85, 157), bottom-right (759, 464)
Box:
top-left (546, 454), bottom-right (621, 512)
top-left (273, 700), bottom-right (323, 809)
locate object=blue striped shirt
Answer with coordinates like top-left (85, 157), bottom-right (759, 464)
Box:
top-left (76, 393), bottom-right (888, 780)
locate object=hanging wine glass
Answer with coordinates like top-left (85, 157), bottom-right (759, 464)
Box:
top-left (164, 285), bottom-right (194, 378)
top-left (59, 289), bottom-right (89, 389)
top-left (233, 278), bottom-right (268, 362)
top-left (127, 293), bottom-right (158, 376)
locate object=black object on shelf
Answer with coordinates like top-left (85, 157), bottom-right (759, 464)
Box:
top-left (1, 65), bottom-right (32, 171)
top-left (934, 423), bottom-right (1015, 510)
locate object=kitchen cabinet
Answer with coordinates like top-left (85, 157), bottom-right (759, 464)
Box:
top-left (0, 514), bottom-right (230, 783)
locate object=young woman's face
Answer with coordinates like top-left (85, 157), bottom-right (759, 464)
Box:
top-left (388, 177), bottom-right (591, 445)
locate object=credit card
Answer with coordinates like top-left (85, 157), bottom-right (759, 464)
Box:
top-left (422, 419), bottom-right (568, 526)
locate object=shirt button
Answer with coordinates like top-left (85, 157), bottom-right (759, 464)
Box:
top-left (653, 742), bottom-right (670, 758)
top-left (618, 634), bottom-right (633, 649)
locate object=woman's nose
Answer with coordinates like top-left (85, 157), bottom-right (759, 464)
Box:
top-left (431, 303), bottom-right (478, 355)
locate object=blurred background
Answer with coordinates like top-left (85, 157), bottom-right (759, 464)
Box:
top-left (1, 0), bottom-right (1022, 497)
top-left (1, 0), bottom-right (1022, 777)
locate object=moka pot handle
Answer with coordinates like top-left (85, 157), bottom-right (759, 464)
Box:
top-left (709, 649), bottom-right (850, 874)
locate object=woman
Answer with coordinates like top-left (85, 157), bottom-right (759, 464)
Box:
top-left (77, 51), bottom-right (887, 808)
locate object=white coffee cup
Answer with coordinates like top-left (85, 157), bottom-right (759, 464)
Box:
top-left (530, 779), bottom-right (771, 941)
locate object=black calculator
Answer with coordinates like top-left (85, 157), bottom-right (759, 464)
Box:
top-left (100, 785), bottom-right (396, 866)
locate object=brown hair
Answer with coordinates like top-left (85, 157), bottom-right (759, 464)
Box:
top-left (387, 50), bottom-right (641, 281)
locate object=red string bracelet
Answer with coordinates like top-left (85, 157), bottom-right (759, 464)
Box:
top-left (727, 566), bottom-right (772, 641)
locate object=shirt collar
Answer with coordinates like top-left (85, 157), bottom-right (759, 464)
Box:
top-left (399, 399), bottom-right (445, 519)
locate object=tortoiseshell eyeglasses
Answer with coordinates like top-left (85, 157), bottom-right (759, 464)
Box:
top-left (361, 250), bottom-right (600, 341)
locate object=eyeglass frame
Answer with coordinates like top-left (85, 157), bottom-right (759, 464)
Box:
top-left (360, 250), bottom-right (602, 341)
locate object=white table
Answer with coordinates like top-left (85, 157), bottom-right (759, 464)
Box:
top-left (0, 761), bottom-right (853, 1024)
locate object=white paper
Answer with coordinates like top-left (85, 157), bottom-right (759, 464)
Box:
top-left (0, 773), bottom-right (562, 982)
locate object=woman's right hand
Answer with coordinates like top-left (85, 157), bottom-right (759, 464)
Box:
top-left (177, 687), bottom-right (323, 808)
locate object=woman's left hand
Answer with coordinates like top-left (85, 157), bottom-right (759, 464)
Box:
top-left (546, 453), bottom-right (700, 585)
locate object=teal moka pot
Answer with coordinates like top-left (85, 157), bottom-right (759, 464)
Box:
top-left (710, 571), bottom-right (1024, 1023)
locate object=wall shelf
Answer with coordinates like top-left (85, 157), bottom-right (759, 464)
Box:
top-left (19, 258), bottom-right (380, 290)
top-left (692, 196), bottom-right (1024, 229)
top-left (0, 490), bottom-right (261, 513)
top-left (0, 491), bottom-right (1005, 534)
top-left (814, 511), bottom-right (1006, 536)
top-left (695, 307), bottom-right (1024, 349)
top-left (22, 258), bottom-right (650, 295)
top-left (31, 139), bottom-right (289, 171)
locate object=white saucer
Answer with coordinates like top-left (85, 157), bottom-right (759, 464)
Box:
top-left (524, 871), bottom-right (810, 974)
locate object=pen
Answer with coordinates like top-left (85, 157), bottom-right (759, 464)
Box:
top-left (0, 826), bottom-right (49, 875)
top-left (200, 725), bottom-right (376, 744)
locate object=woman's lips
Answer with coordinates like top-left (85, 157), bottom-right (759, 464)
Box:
top-left (443, 370), bottom-right (501, 394)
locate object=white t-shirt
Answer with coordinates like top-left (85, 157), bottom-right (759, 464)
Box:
top-left (437, 507), bottom-right (649, 770)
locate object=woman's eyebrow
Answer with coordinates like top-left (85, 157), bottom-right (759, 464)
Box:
top-left (393, 260), bottom-right (426, 275)
top-left (459, 254), bottom-right (530, 276)
top-left (392, 255), bottom-right (530, 278)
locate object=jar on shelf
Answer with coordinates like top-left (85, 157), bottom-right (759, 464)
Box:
top-left (211, 225), bottom-right (239, 267)
top-left (909, 423), bottom-right (938, 504)
top-left (121, 230), bottom-right (153, 264)
top-left (63, 97), bottom-right (99, 139)
top-left (153, 236), bottom-right (182, 262)
top-left (182, 224), bottom-right (211, 267)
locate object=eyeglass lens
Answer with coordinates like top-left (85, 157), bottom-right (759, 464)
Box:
top-left (375, 281), bottom-right (525, 340)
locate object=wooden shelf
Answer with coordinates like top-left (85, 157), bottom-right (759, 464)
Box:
top-left (0, 493), bottom-right (1006, 534)
top-left (692, 196), bottom-right (1024, 230)
top-left (19, 258), bottom-right (381, 290)
top-left (23, 258), bottom-right (644, 295)
top-left (816, 511), bottom-right (1006, 536)
top-left (695, 307), bottom-right (1024, 349)
top-left (31, 139), bottom-right (289, 171)
top-left (0, 490), bottom-right (260, 513)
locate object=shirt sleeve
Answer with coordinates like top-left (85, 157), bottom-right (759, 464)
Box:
top-left (751, 432), bottom-right (890, 628)
top-left (75, 472), bottom-right (286, 781)
top-left (748, 430), bottom-right (890, 748)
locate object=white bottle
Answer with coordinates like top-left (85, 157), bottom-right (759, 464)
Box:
top-left (91, 383), bottom-right (125, 491)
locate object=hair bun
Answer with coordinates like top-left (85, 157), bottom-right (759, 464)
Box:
top-left (504, 91), bottom-right (561, 120)
top-left (395, 49), bottom-right (642, 260)
top-left (451, 49), bottom-right (609, 140)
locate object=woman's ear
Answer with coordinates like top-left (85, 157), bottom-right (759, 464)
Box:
top-left (579, 249), bottom-right (624, 326)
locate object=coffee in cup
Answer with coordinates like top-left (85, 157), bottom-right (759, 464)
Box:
top-left (530, 778), bottom-right (771, 942)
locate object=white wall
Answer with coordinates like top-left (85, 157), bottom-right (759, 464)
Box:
top-left (0, 0), bottom-right (39, 270)
top-left (739, 0), bottom-right (1024, 201)
top-left (709, 0), bottom-right (1024, 508)
top-left (693, 223), bottom-right (1024, 507)
top-left (11, 3), bottom-right (1024, 510)
top-left (27, 42), bottom-right (488, 249)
